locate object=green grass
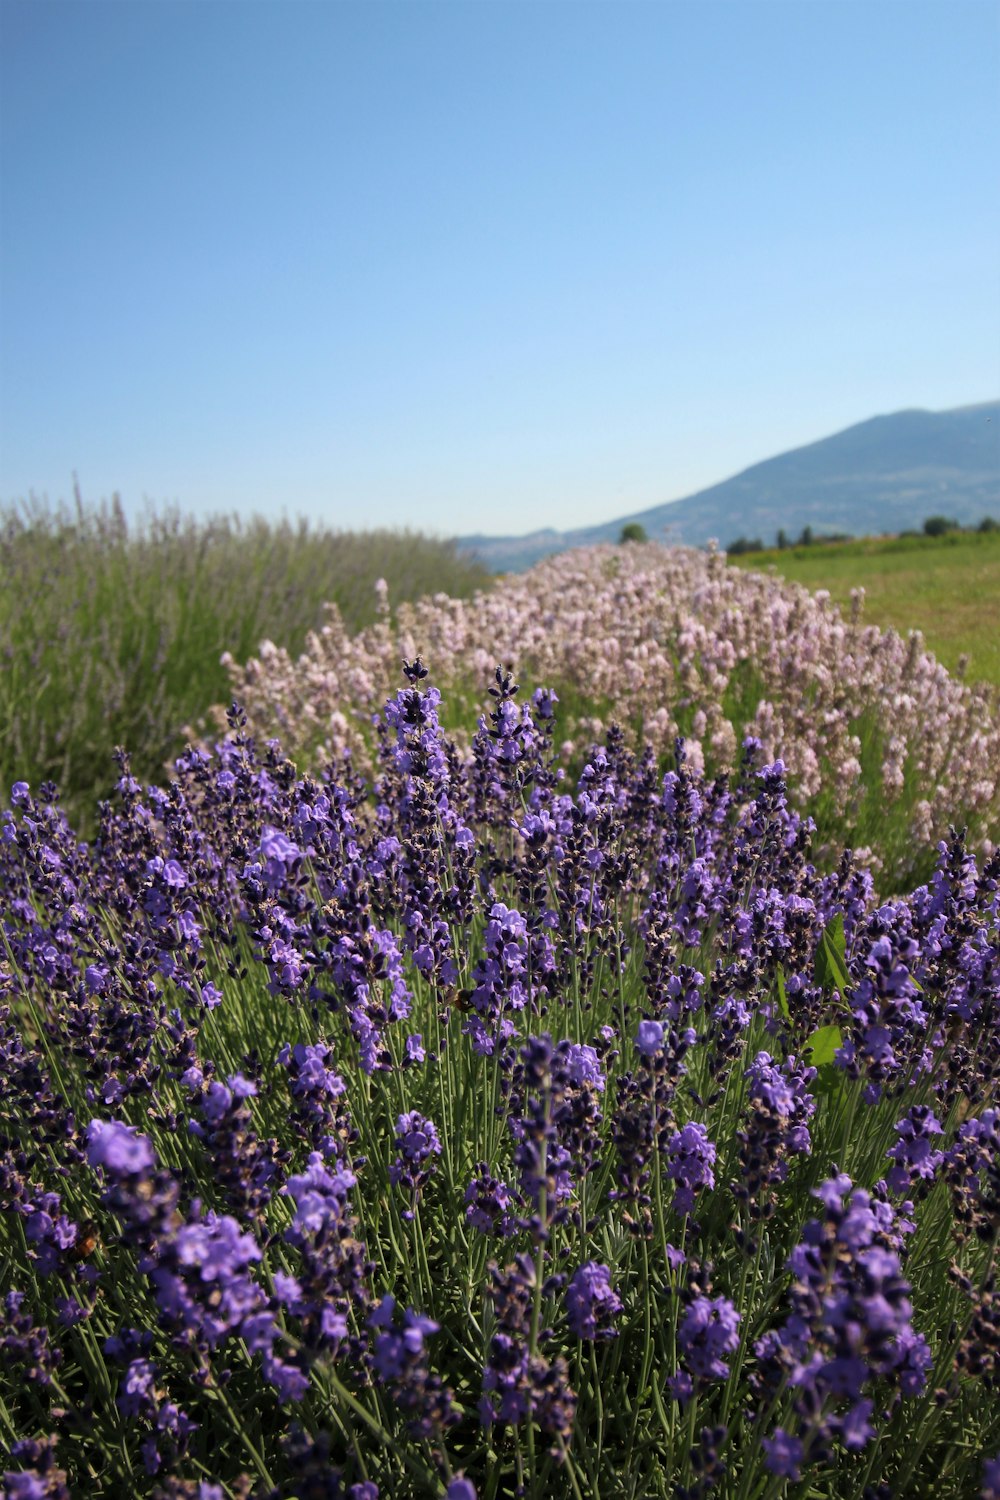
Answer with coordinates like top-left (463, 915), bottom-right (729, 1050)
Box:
top-left (728, 528), bottom-right (1000, 688)
top-left (0, 495), bottom-right (491, 834)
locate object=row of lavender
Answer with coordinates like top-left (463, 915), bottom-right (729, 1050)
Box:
top-left (218, 543), bottom-right (1000, 888)
top-left (2, 663), bottom-right (999, 1498)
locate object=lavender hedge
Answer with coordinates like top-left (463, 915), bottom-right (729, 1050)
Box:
top-left (1, 664), bottom-right (999, 1499)
top-left (219, 543), bottom-right (1000, 889)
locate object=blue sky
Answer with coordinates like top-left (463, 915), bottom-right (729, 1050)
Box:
top-left (1, 0), bottom-right (998, 537)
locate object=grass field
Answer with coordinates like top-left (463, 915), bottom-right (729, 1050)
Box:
top-left (0, 497), bottom-right (490, 833)
top-left (728, 528), bottom-right (1000, 688)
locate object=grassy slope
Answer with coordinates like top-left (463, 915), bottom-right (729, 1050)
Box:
top-left (728, 529), bottom-right (1000, 689)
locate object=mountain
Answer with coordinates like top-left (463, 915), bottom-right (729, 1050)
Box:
top-left (457, 402), bottom-right (1000, 572)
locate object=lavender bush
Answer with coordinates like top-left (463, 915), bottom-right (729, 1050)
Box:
top-left (220, 543), bottom-right (1000, 887)
top-left (1, 663), bottom-right (999, 1498)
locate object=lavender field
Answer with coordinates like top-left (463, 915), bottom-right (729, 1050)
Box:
top-left (2, 542), bottom-right (1000, 1499)
top-left (224, 543), bottom-right (1000, 891)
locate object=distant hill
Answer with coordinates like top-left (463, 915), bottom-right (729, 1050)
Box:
top-left (458, 402), bottom-right (1000, 572)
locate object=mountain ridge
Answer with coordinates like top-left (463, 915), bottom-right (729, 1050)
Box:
top-left (457, 402), bottom-right (1000, 572)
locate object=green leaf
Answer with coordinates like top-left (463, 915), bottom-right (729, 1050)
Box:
top-left (815, 914), bottom-right (851, 1001)
top-left (775, 965), bottom-right (790, 1022)
top-left (804, 1023), bottom-right (845, 1099)
top-left (804, 1024), bottom-right (842, 1068)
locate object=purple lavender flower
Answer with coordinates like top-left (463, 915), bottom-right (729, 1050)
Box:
top-left (480, 1254), bottom-right (577, 1438)
top-left (85, 1119), bottom-right (155, 1176)
top-left (3, 1475), bottom-right (49, 1500)
top-left (676, 1294), bottom-right (740, 1382)
top-left (666, 1122), bottom-right (717, 1217)
top-left (280, 1147), bottom-right (372, 1378)
top-left (755, 1172), bottom-right (931, 1466)
top-left (505, 1033), bottom-right (606, 1237)
top-left (285, 1153), bottom-right (357, 1240)
top-left (565, 1262), bottom-right (622, 1340)
top-left (1, 1437), bottom-right (69, 1500)
top-left (886, 1105), bottom-right (944, 1193)
top-left (200, 981), bottom-right (223, 1009)
top-left (636, 1020), bottom-right (665, 1057)
top-left (84, 1121), bottom-right (301, 1403)
top-left (258, 824), bottom-right (302, 893)
top-left (22, 1190), bottom-right (80, 1278)
top-left (183, 1068), bottom-right (281, 1223)
top-left (465, 1167), bottom-right (516, 1237)
top-left (761, 1428), bottom-right (803, 1481)
top-left (173, 1213), bottom-right (261, 1284)
top-left (404, 1033), bottom-right (425, 1065)
top-left (369, 1294), bottom-right (438, 1378)
top-left (733, 1052), bottom-right (816, 1226)
top-left (472, 667), bottom-right (551, 809)
top-left (389, 1111), bottom-right (442, 1217)
top-left (461, 900), bottom-right (534, 1051)
top-left (836, 920), bottom-right (930, 1099)
top-left (367, 1294), bottom-right (459, 1438)
top-left (945, 1108), bottom-right (1000, 1243)
top-left (565, 1043), bottom-right (605, 1091)
top-left (118, 1356), bottom-right (158, 1418)
top-left (1, 1289), bottom-right (62, 1391)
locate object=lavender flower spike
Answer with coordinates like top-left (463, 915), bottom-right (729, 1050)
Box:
top-left (566, 1262), bottom-right (622, 1340)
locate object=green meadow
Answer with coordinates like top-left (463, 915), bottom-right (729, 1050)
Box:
top-left (729, 528), bottom-right (1000, 689)
top-left (0, 498), bottom-right (490, 834)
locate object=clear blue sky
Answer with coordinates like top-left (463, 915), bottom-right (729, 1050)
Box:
top-left (1, 0), bottom-right (998, 537)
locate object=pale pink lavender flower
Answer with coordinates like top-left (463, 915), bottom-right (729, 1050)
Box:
top-left (222, 545), bottom-right (1000, 882)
